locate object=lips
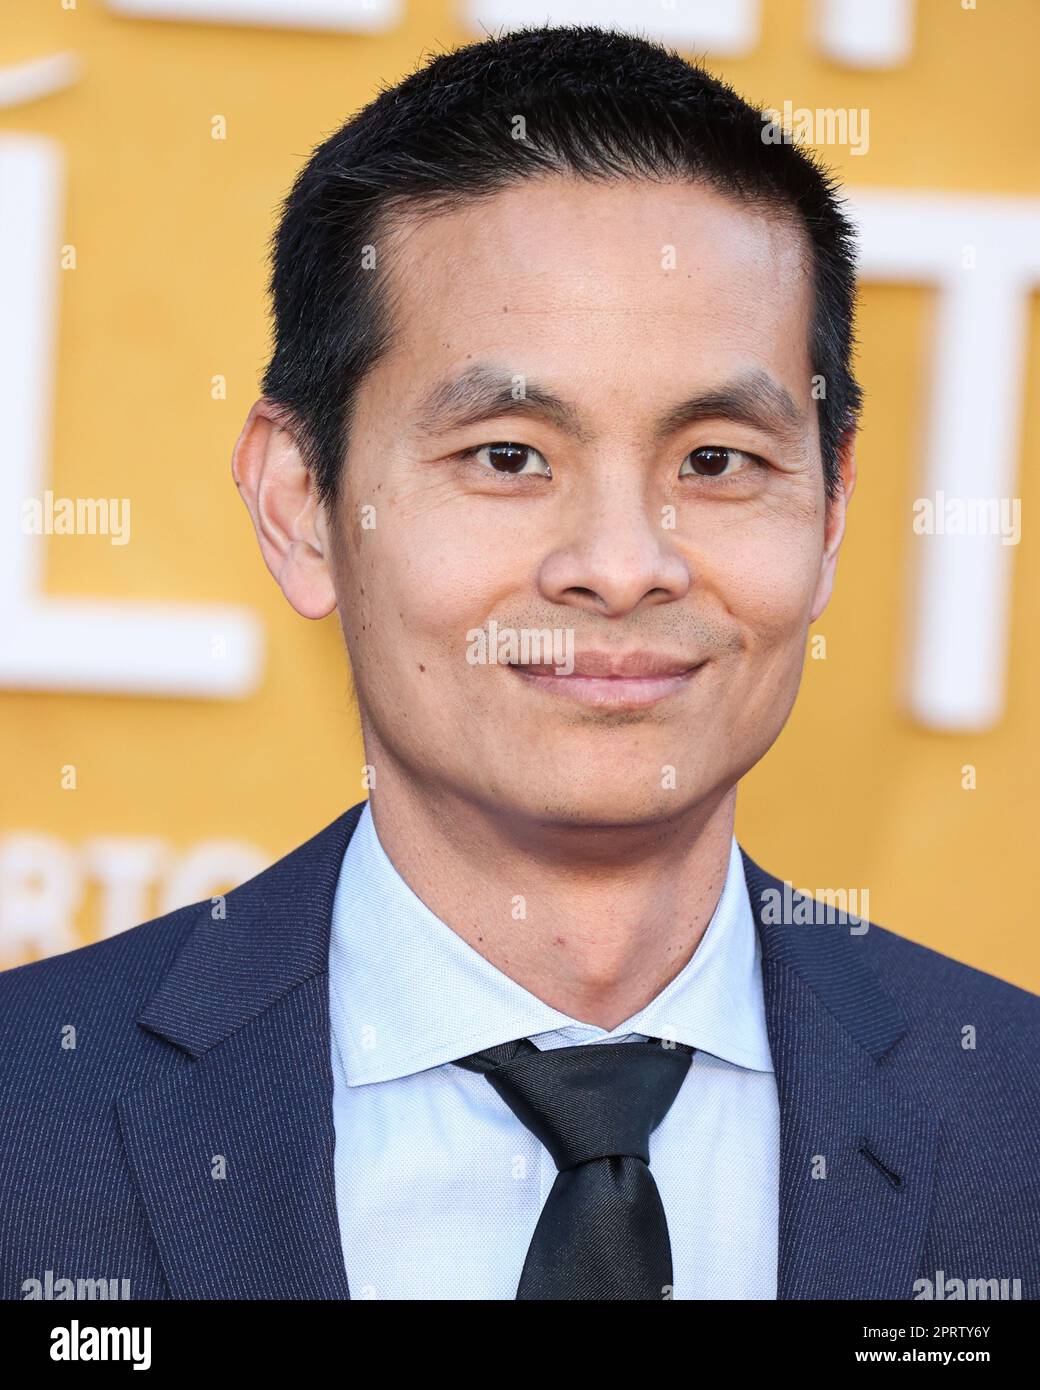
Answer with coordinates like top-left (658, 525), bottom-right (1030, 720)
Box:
top-left (512, 651), bottom-right (702, 679)
top-left (508, 653), bottom-right (707, 709)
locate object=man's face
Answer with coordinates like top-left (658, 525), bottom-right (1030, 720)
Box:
top-left (327, 176), bottom-right (851, 829)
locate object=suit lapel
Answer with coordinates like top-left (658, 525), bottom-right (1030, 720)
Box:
top-left (117, 802), bottom-right (367, 1299)
top-left (742, 851), bottom-right (939, 1299)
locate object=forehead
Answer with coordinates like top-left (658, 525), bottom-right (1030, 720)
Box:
top-left (373, 176), bottom-right (814, 418)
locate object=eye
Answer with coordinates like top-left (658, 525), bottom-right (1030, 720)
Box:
top-left (679, 446), bottom-right (759, 479)
top-left (460, 442), bottom-right (552, 478)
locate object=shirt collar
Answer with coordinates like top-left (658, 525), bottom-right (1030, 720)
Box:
top-left (329, 802), bottom-right (774, 1085)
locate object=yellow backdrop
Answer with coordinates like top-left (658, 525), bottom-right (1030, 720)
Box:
top-left (2, 0), bottom-right (1038, 991)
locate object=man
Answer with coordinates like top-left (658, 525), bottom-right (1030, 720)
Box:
top-left (1, 25), bottom-right (1038, 1303)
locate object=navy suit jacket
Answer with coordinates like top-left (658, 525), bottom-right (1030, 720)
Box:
top-left (2, 799), bottom-right (1038, 1300)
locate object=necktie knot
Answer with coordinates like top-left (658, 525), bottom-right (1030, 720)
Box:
top-left (453, 1037), bottom-right (694, 1172)
top-left (453, 1035), bottom-right (695, 1298)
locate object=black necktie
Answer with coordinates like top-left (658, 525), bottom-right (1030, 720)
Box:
top-left (453, 1036), bottom-right (695, 1300)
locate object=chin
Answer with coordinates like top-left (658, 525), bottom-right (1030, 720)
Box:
top-left (498, 779), bottom-right (711, 833)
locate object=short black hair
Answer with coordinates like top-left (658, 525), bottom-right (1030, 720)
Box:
top-left (261, 24), bottom-right (862, 508)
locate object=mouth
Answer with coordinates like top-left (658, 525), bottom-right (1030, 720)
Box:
top-left (508, 657), bottom-right (708, 709)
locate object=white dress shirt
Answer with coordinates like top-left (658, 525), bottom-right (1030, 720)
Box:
top-left (328, 801), bottom-right (779, 1299)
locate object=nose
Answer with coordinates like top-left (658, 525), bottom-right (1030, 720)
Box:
top-left (536, 474), bottom-right (693, 618)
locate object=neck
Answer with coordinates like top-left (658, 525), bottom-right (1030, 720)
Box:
top-left (365, 770), bottom-right (737, 1032)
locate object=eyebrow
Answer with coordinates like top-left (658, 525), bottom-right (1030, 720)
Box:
top-left (411, 363), bottom-right (806, 446)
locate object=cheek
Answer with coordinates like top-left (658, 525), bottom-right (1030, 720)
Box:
top-left (363, 514), bottom-right (512, 664)
top-left (703, 506), bottom-right (824, 644)
top-left (705, 531), bottom-right (820, 758)
top-left (746, 559), bottom-right (819, 643)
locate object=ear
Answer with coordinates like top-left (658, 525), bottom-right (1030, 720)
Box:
top-left (231, 399), bottom-right (337, 620)
top-left (809, 431), bottom-right (857, 624)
